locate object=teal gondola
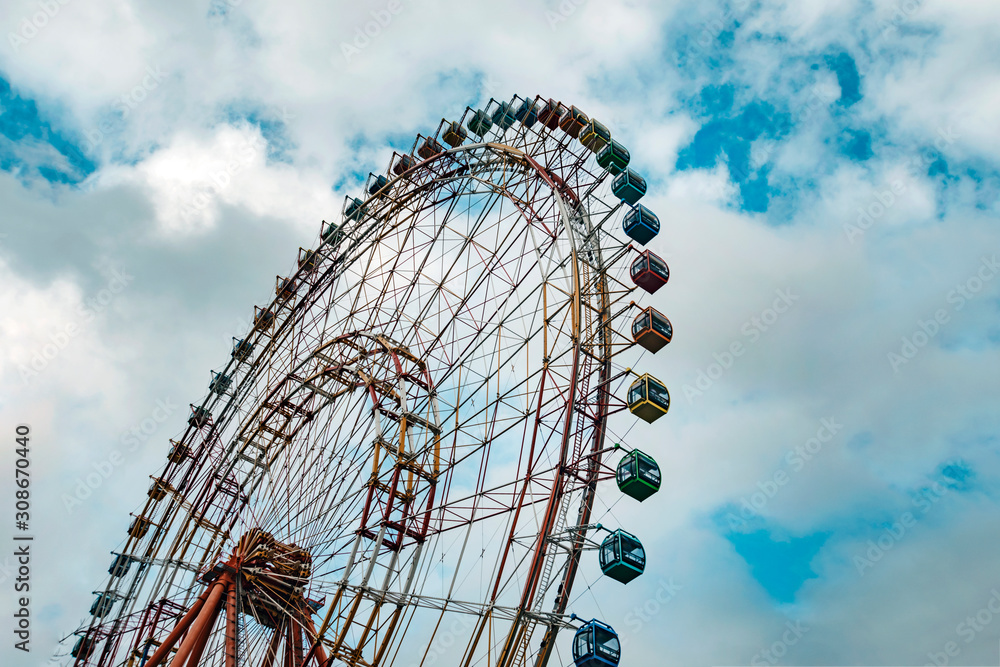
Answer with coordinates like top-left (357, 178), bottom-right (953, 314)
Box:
top-left (232, 337), bottom-right (253, 362)
top-left (599, 529), bottom-right (646, 584)
top-left (72, 634), bottom-right (96, 659)
top-left (596, 140), bottom-right (630, 174)
top-left (345, 197), bottom-right (367, 221)
top-left (367, 174), bottom-right (389, 195)
top-left (514, 99), bottom-right (538, 128)
top-left (491, 101), bottom-right (516, 129)
top-left (612, 168), bottom-right (647, 205)
top-left (321, 221), bottom-right (344, 245)
top-left (617, 449), bottom-right (661, 501)
top-left (622, 204), bottom-right (659, 245)
top-left (90, 593), bottom-right (115, 617)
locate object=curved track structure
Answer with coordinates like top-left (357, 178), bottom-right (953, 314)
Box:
top-left (66, 94), bottom-right (670, 667)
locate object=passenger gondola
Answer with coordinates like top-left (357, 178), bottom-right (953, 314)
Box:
top-left (622, 204), bottom-right (660, 245)
top-left (514, 99), bottom-right (538, 128)
top-left (392, 154), bottom-right (416, 176)
top-left (632, 306), bottom-right (672, 353)
top-left (580, 119), bottom-right (611, 152)
top-left (597, 139), bottom-right (630, 175)
top-left (599, 529), bottom-right (646, 584)
top-left (492, 101), bottom-right (516, 130)
top-left (443, 121), bottom-right (467, 147)
top-left (367, 174), bottom-right (390, 195)
top-left (627, 373), bottom-right (670, 423)
top-left (616, 449), bottom-right (661, 501)
top-left (573, 619), bottom-right (621, 667)
top-left (630, 249), bottom-right (669, 294)
top-left (538, 99), bottom-right (567, 130)
top-left (468, 109), bottom-right (492, 137)
top-left (344, 197), bottom-right (367, 222)
top-left (612, 167), bottom-right (647, 205)
top-left (232, 337), bottom-right (253, 362)
top-left (417, 136), bottom-right (444, 160)
top-left (559, 105), bottom-right (589, 138)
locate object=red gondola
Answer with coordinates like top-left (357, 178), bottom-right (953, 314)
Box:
top-left (629, 250), bottom-right (669, 294)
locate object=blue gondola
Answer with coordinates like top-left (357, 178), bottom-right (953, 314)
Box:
top-left (321, 221), bottom-right (344, 245)
top-left (468, 109), bottom-right (492, 137)
top-left (232, 337), bottom-right (253, 362)
top-left (209, 371), bottom-right (232, 395)
top-left (491, 102), bottom-right (517, 130)
top-left (90, 593), bottom-right (115, 617)
top-left (612, 168), bottom-right (647, 205)
top-left (597, 140), bottom-right (630, 175)
top-left (368, 174), bottom-right (390, 195)
top-left (345, 197), bottom-right (367, 222)
top-left (599, 529), bottom-right (646, 584)
top-left (622, 204), bottom-right (659, 245)
top-left (443, 121), bottom-right (467, 147)
top-left (617, 449), bottom-right (661, 501)
top-left (71, 634), bottom-right (96, 659)
top-left (254, 307), bottom-right (275, 331)
top-left (573, 619), bottom-right (621, 667)
top-left (514, 99), bottom-right (538, 128)
top-left (109, 553), bottom-right (132, 577)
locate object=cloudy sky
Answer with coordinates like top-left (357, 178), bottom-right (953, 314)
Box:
top-left (1, 0), bottom-right (999, 665)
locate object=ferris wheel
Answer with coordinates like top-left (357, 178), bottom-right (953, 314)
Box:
top-left (65, 94), bottom-right (675, 667)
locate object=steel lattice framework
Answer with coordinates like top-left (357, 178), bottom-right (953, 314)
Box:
top-left (65, 94), bottom-right (663, 667)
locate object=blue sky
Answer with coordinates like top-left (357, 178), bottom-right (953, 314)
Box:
top-left (1, 1), bottom-right (999, 665)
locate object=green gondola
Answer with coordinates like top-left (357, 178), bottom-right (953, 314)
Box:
top-left (468, 109), bottom-right (492, 137)
top-left (596, 140), bottom-right (630, 174)
top-left (616, 449), bottom-right (661, 501)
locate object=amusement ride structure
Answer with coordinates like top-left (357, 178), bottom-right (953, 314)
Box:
top-left (65, 94), bottom-right (675, 667)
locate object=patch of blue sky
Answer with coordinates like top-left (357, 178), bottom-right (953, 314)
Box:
top-left (714, 508), bottom-right (830, 603)
top-left (0, 75), bottom-right (95, 186)
top-left (222, 104), bottom-right (294, 164)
